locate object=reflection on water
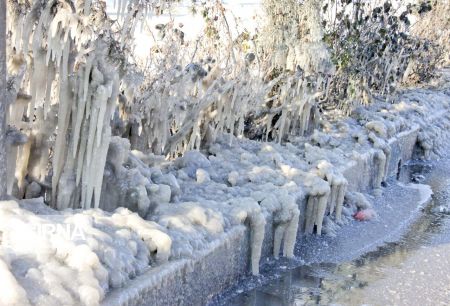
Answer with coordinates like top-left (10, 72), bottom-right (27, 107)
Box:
top-left (221, 161), bottom-right (450, 306)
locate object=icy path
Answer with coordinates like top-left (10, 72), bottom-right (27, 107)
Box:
top-left (353, 157), bottom-right (450, 305)
top-left (297, 181), bottom-right (432, 264)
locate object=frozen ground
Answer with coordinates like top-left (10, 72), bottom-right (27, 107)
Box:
top-left (297, 181), bottom-right (432, 264)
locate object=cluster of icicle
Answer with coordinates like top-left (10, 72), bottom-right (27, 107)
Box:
top-left (303, 161), bottom-right (347, 235)
top-left (109, 0), bottom-right (333, 157)
top-left (241, 0), bottom-right (333, 143)
top-left (115, 16), bottom-right (271, 156)
top-left (260, 0), bottom-right (333, 74)
top-left (135, 69), bottom-right (274, 156)
top-left (4, 0), bottom-right (162, 209)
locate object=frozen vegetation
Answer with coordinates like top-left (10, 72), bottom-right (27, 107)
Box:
top-left (1, 0), bottom-right (450, 305)
top-left (2, 77), bottom-right (450, 305)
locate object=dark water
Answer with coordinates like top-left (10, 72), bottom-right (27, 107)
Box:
top-left (215, 160), bottom-right (450, 306)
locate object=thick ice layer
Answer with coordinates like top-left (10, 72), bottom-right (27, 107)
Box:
top-left (0, 199), bottom-right (169, 306)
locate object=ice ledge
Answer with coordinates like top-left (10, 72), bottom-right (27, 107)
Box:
top-left (102, 124), bottom-right (438, 306)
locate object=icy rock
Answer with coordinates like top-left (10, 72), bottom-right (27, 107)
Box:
top-left (152, 173), bottom-right (180, 200)
top-left (412, 174), bottom-right (426, 183)
top-left (152, 201), bottom-right (225, 261)
top-left (351, 130), bottom-right (368, 145)
top-left (174, 151), bottom-right (211, 175)
top-left (0, 199), bottom-right (172, 305)
top-left (196, 168), bottom-right (210, 184)
top-left (0, 258), bottom-right (31, 306)
top-left (148, 184), bottom-right (172, 204)
top-left (365, 121), bottom-right (387, 138)
top-left (156, 202), bottom-right (224, 235)
top-left (432, 205), bottom-right (450, 214)
top-left (341, 205), bottom-right (354, 217)
top-left (345, 191), bottom-right (372, 210)
top-left (101, 138), bottom-right (154, 215)
top-left (130, 150), bottom-right (165, 167)
top-left (258, 144), bottom-right (283, 165)
top-left (417, 130), bottom-right (433, 159)
top-left (112, 208), bottom-right (172, 264)
top-left (273, 193), bottom-right (300, 258)
top-left (248, 166), bottom-right (285, 185)
top-left (314, 160), bottom-right (348, 222)
top-left (310, 130), bottom-right (330, 147)
top-left (322, 216), bottom-right (339, 237)
top-left (6, 127), bottom-right (28, 146)
top-left (227, 171), bottom-right (240, 186)
top-left (107, 137), bottom-right (130, 174)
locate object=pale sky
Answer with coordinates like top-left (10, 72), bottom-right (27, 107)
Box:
top-left (105, 0), bottom-right (263, 60)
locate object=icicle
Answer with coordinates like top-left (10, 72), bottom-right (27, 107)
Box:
top-left (373, 150), bottom-right (386, 196)
top-left (230, 198), bottom-right (266, 275)
top-left (6, 129), bottom-right (28, 195)
top-left (273, 224), bottom-right (287, 259)
top-left (304, 173), bottom-right (330, 235)
top-left (335, 184), bottom-right (346, 222)
top-left (76, 119), bottom-right (89, 186)
top-left (15, 136), bottom-right (32, 197)
top-left (328, 184), bottom-right (338, 214)
top-left (283, 207), bottom-right (299, 258)
top-left (95, 85), bottom-right (112, 148)
top-left (81, 94), bottom-right (101, 209)
top-left (85, 94), bottom-right (100, 166)
top-left (6, 145), bottom-right (18, 195)
top-left (72, 56), bottom-right (94, 157)
top-left (304, 196), bottom-right (316, 234)
top-left (93, 128), bottom-right (111, 209)
top-left (249, 212), bottom-right (265, 275)
top-left (44, 62), bottom-right (56, 119)
top-left (56, 149), bottom-right (77, 210)
top-left (29, 49), bottom-right (48, 118)
top-left (315, 193), bottom-right (329, 235)
top-left (52, 41), bottom-right (73, 208)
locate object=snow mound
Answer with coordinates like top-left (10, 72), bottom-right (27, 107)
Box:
top-left (0, 199), bottom-right (170, 306)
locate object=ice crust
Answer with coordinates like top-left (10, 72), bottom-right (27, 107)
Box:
top-left (2, 84), bottom-right (450, 305)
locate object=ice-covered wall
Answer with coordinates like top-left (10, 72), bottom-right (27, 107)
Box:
top-left (99, 86), bottom-right (450, 306)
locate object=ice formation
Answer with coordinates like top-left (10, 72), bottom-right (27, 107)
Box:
top-left (0, 199), bottom-right (171, 306)
top-left (315, 161), bottom-right (348, 223)
top-left (303, 173), bottom-right (330, 235)
top-left (1, 80), bottom-right (449, 304)
top-left (2, 0), bottom-right (450, 304)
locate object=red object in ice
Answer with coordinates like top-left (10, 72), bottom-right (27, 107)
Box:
top-left (353, 209), bottom-right (376, 221)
